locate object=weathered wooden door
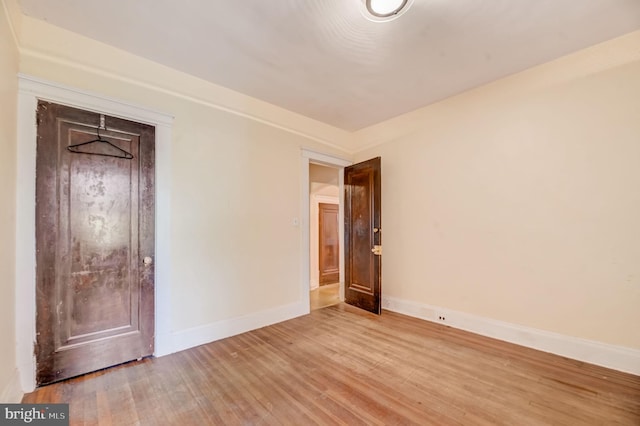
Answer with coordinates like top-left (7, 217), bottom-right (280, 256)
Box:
top-left (344, 157), bottom-right (381, 314)
top-left (319, 203), bottom-right (339, 285)
top-left (35, 101), bottom-right (155, 385)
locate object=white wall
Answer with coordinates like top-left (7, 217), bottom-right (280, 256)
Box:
top-left (0, 0), bottom-right (20, 402)
top-left (353, 31), bottom-right (640, 351)
top-left (10, 9), bottom-right (352, 388)
top-left (6, 1), bottom-right (640, 387)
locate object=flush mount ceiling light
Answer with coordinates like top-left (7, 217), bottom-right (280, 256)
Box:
top-left (361, 0), bottom-right (414, 22)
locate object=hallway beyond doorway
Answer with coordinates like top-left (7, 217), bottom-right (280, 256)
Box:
top-left (310, 283), bottom-right (339, 310)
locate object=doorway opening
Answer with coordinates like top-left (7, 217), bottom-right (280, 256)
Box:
top-left (300, 149), bottom-right (351, 313)
top-left (309, 163), bottom-right (341, 310)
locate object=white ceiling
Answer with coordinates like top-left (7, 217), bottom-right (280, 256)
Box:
top-left (17, 0), bottom-right (640, 131)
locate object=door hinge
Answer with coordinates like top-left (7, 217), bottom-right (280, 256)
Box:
top-left (36, 102), bottom-right (48, 126)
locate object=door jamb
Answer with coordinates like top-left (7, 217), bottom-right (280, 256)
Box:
top-left (300, 149), bottom-right (351, 312)
top-left (16, 75), bottom-right (173, 392)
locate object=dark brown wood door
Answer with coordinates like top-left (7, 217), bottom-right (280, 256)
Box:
top-left (344, 157), bottom-right (381, 314)
top-left (35, 101), bottom-right (155, 385)
top-left (319, 203), bottom-right (339, 285)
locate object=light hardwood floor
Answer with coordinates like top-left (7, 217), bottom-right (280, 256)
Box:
top-left (310, 283), bottom-right (340, 310)
top-left (23, 303), bottom-right (640, 425)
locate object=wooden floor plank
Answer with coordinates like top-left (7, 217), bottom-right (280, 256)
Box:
top-left (23, 303), bottom-right (640, 425)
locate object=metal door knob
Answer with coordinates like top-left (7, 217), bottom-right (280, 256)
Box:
top-left (143, 256), bottom-right (153, 266)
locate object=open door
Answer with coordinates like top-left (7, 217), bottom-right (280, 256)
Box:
top-left (344, 157), bottom-right (381, 314)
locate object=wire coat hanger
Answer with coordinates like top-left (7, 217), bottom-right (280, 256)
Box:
top-left (67, 114), bottom-right (134, 159)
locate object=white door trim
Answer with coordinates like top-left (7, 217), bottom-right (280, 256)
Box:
top-left (301, 149), bottom-right (351, 310)
top-left (16, 74), bottom-right (174, 392)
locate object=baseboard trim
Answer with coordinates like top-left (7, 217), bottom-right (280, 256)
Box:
top-left (168, 301), bottom-right (309, 355)
top-left (382, 296), bottom-right (640, 376)
top-left (0, 369), bottom-right (23, 403)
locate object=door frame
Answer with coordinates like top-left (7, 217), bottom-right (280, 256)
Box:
top-left (301, 149), bottom-right (351, 312)
top-left (16, 75), bottom-right (173, 392)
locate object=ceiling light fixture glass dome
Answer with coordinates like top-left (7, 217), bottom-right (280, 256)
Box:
top-left (363, 0), bottom-right (414, 21)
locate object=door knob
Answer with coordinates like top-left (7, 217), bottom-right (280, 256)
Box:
top-left (143, 256), bottom-right (153, 266)
top-left (371, 245), bottom-right (382, 256)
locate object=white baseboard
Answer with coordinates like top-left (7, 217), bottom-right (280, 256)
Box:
top-left (0, 368), bottom-right (23, 403)
top-left (382, 296), bottom-right (640, 376)
top-left (154, 331), bottom-right (174, 358)
top-left (167, 301), bottom-right (309, 355)
top-left (309, 279), bottom-right (319, 291)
